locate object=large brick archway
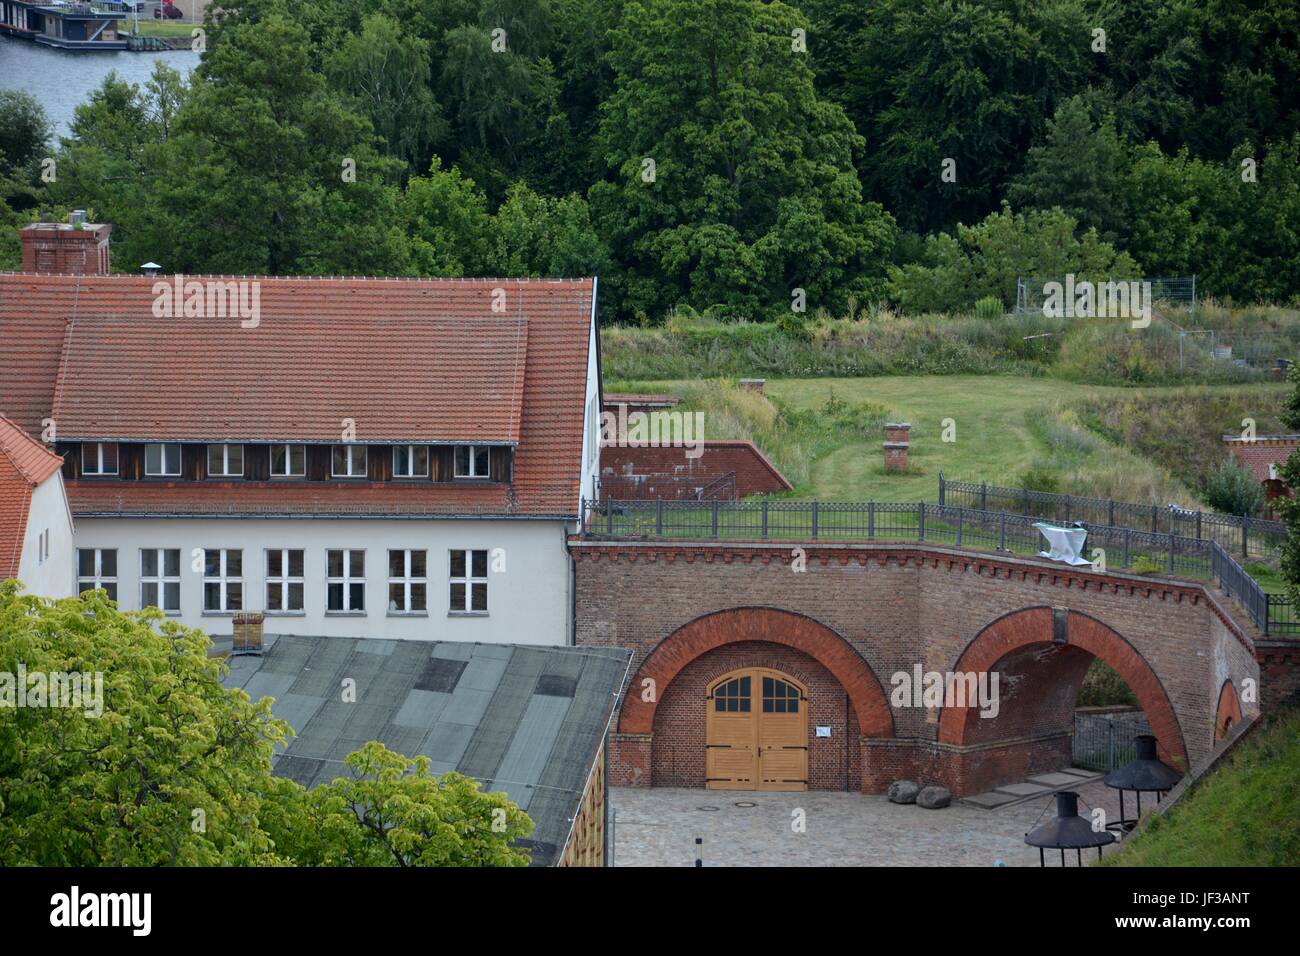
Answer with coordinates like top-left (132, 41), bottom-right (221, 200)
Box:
top-left (936, 606), bottom-right (1189, 772)
top-left (619, 606), bottom-right (894, 740)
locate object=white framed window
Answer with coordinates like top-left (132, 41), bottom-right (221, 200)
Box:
top-left (454, 445), bottom-right (490, 479)
top-left (392, 444), bottom-right (429, 478)
top-left (266, 549), bottom-right (304, 613)
top-left (587, 394), bottom-right (599, 467)
top-left (203, 548), bottom-right (243, 612)
top-left (270, 444), bottom-right (306, 477)
top-left (388, 550), bottom-right (427, 614)
top-left (140, 548), bottom-right (181, 612)
top-left (207, 443), bottom-right (244, 478)
top-left (331, 445), bottom-right (368, 478)
top-left (82, 442), bottom-right (118, 475)
top-left (37, 529), bottom-right (50, 565)
top-left (449, 549), bottom-right (488, 614)
top-left (77, 548), bottom-right (117, 601)
top-left (145, 442), bottom-right (181, 476)
top-left (327, 549), bottom-right (365, 612)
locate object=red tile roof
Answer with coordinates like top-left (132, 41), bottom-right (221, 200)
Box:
top-left (0, 273), bottom-right (595, 517)
top-left (0, 415), bottom-right (65, 580)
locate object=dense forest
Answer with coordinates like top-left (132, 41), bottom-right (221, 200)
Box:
top-left (1, 0), bottom-right (1297, 322)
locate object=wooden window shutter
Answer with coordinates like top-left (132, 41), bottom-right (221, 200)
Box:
top-left (489, 447), bottom-right (512, 482)
top-left (433, 446), bottom-right (453, 482)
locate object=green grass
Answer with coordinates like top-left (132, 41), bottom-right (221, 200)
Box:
top-left (609, 374), bottom-right (1286, 506)
top-left (1101, 710), bottom-right (1300, 866)
top-left (129, 20), bottom-right (196, 37)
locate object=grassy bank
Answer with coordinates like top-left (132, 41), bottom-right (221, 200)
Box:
top-left (1102, 711), bottom-right (1300, 866)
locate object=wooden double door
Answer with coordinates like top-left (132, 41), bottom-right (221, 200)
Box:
top-left (705, 668), bottom-right (808, 791)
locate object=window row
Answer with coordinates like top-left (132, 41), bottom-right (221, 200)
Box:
top-left (76, 548), bottom-right (490, 616)
top-left (79, 443), bottom-right (497, 479)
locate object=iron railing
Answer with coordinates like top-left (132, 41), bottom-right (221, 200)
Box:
top-left (1073, 711), bottom-right (1153, 771)
top-left (579, 497), bottom-right (1296, 638)
top-left (938, 474), bottom-right (1286, 558)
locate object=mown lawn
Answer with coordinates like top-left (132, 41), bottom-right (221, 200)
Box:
top-left (1101, 710), bottom-right (1300, 866)
top-left (607, 374), bottom-right (1287, 505)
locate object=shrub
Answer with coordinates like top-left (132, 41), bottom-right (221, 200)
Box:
top-left (1201, 457), bottom-right (1266, 516)
top-left (1130, 556), bottom-right (1165, 575)
top-left (974, 296), bottom-right (1003, 321)
top-left (1019, 463), bottom-right (1061, 493)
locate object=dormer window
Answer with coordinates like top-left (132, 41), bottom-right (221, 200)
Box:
top-left (393, 444), bottom-right (429, 478)
top-left (82, 442), bottom-right (118, 476)
top-left (332, 444), bottom-right (368, 478)
top-left (454, 445), bottom-right (490, 479)
top-left (144, 442), bottom-right (181, 477)
top-left (207, 443), bottom-right (244, 478)
top-left (271, 443), bottom-right (306, 477)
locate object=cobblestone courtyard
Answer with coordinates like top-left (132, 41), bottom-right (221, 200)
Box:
top-left (612, 780), bottom-right (1130, 866)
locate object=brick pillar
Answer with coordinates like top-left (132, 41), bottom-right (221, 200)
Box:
top-left (884, 422), bottom-right (910, 472)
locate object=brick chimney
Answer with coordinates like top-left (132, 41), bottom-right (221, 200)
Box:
top-left (884, 422), bottom-right (910, 472)
top-left (20, 214), bottom-right (112, 275)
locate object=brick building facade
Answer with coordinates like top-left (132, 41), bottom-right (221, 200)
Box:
top-left (573, 541), bottom-right (1271, 797)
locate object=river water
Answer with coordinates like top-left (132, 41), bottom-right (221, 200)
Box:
top-left (0, 36), bottom-right (201, 141)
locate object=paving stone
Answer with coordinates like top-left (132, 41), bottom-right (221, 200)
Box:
top-left (1027, 772), bottom-right (1089, 787)
top-left (993, 782), bottom-right (1053, 796)
top-left (1060, 767), bottom-right (1098, 777)
top-left (610, 780), bottom-right (1126, 867)
top-left (961, 791), bottom-right (1022, 809)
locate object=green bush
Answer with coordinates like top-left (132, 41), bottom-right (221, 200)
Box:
top-left (1130, 556), bottom-right (1165, 574)
top-left (1019, 463), bottom-right (1061, 493)
top-left (1201, 457), bottom-right (1266, 516)
top-left (974, 296), bottom-right (1003, 321)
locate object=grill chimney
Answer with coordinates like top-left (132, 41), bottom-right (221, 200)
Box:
top-left (1024, 790), bottom-right (1116, 866)
top-left (141, 262), bottom-right (163, 276)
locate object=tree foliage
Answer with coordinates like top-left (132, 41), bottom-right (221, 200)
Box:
top-left (0, 584), bottom-right (532, 866)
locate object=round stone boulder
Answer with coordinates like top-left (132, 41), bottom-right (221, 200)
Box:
top-left (916, 785), bottom-right (952, 809)
top-left (887, 780), bottom-right (921, 804)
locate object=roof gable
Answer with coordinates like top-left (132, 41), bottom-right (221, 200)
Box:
top-left (0, 416), bottom-right (64, 580)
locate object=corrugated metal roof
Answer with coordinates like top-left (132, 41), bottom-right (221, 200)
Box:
top-left (223, 634), bottom-right (630, 866)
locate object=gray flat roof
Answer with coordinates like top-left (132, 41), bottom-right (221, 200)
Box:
top-left (223, 635), bottom-right (631, 867)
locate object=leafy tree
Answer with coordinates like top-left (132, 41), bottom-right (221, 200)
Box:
top-left (163, 13), bottom-right (409, 275)
top-left (402, 156), bottom-right (494, 276)
top-left (0, 584), bottom-right (533, 866)
top-left (1008, 93), bottom-right (1128, 240)
top-left (887, 204), bottom-right (1139, 313)
top-left (489, 181), bottom-right (610, 277)
top-left (0, 89), bottom-right (51, 178)
top-left (326, 14), bottom-right (446, 174)
top-left (1277, 366), bottom-right (1300, 605)
top-left (261, 742), bottom-right (532, 867)
top-left (1201, 458), bottom-right (1265, 517)
top-left (590, 0), bottom-right (895, 322)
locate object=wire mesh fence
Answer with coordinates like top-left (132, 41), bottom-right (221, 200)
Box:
top-left (1073, 711), bottom-right (1153, 772)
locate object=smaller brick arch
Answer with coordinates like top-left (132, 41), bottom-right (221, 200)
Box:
top-left (937, 606), bottom-right (1189, 768)
top-left (1215, 679), bottom-right (1243, 741)
top-left (619, 606), bottom-right (893, 739)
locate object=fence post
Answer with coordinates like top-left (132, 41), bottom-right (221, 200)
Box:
top-left (1123, 528), bottom-right (1131, 567)
top-left (711, 499), bottom-right (719, 538)
top-left (1196, 511), bottom-right (1202, 540)
top-left (999, 512), bottom-right (1007, 551)
top-left (918, 502), bottom-right (926, 542)
top-left (607, 499), bottom-right (614, 535)
top-left (761, 500), bottom-right (769, 539)
top-left (1241, 519), bottom-right (1248, 558)
top-left (980, 482), bottom-right (988, 510)
top-left (1064, 494), bottom-right (1071, 524)
top-left (1151, 504), bottom-right (1158, 533)
top-left (1023, 487), bottom-right (1030, 513)
top-left (1168, 533), bottom-right (1175, 573)
top-left (580, 497), bottom-right (587, 534)
top-left (956, 509), bottom-right (964, 547)
top-left (811, 501), bottom-right (819, 540)
top-left (656, 498), bottom-right (663, 536)
top-left (938, 472), bottom-right (946, 507)
top-left (868, 501), bottom-right (875, 539)
top-left (1108, 498), bottom-right (1115, 526)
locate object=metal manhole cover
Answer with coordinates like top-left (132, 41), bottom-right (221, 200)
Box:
top-left (734, 801), bottom-right (757, 808)
top-left (696, 805), bottom-right (721, 812)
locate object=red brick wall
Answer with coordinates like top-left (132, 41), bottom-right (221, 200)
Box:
top-left (600, 440), bottom-right (791, 499)
top-left (20, 224), bottom-right (112, 275)
top-left (650, 640), bottom-right (861, 790)
top-left (574, 542), bottom-right (1265, 795)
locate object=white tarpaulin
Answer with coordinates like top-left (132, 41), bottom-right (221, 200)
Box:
top-left (1033, 521), bottom-right (1093, 566)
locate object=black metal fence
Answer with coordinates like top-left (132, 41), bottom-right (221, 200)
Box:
top-left (1073, 711), bottom-right (1153, 771)
top-left (579, 497), bottom-right (1299, 638)
top-left (938, 474), bottom-right (1286, 558)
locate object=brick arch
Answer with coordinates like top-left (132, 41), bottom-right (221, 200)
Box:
top-left (619, 606), bottom-right (893, 738)
top-left (1215, 679), bottom-right (1243, 741)
top-left (937, 606), bottom-right (1189, 768)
